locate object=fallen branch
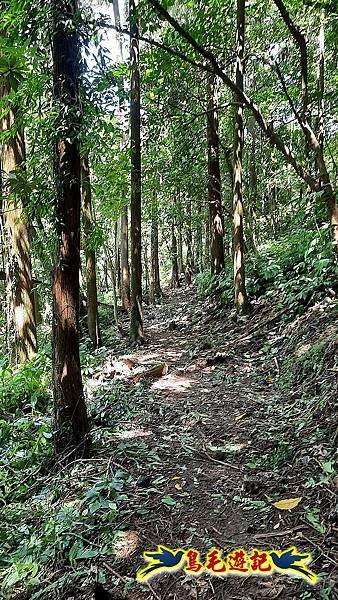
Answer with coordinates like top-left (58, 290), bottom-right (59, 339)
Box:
top-left (253, 525), bottom-right (307, 539)
top-left (185, 444), bottom-right (240, 470)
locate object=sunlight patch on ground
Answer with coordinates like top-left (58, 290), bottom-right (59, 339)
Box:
top-left (208, 442), bottom-right (247, 453)
top-left (124, 352), bottom-right (159, 364)
top-left (113, 427), bottom-right (152, 440)
top-left (160, 350), bottom-right (184, 359)
top-left (113, 530), bottom-right (139, 559)
top-left (151, 373), bottom-right (193, 394)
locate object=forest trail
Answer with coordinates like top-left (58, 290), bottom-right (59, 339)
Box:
top-left (90, 286), bottom-right (332, 600)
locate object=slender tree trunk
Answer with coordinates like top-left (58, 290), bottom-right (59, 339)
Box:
top-left (150, 208), bottom-right (162, 302)
top-left (52, 0), bottom-right (90, 455)
top-left (143, 240), bottom-right (150, 300)
top-left (177, 225), bottom-right (184, 274)
top-left (113, 0), bottom-right (131, 311)
top-left (171, 211), bottom-right (180, 288)
top-left (185, 197), bottom-right (193, 285)
top-left (103, 259), bottom-right (109, 292)
top-left (273, 0), bottom-right (310, 154)
top-left (112, 0), bottom-right (124, 58)
top-left (247, 119), bottom-right (258, 250)
top-left (207, 74), bottom-right (224, 274)
top-left (0, 83), bottom-right (37, 364)
top-left (111, 261), bottom-right (119, 328)
top-left (81, 154), bottom-right (101, 349)
top-left (233, 0), bottom-right (249, 314)
top-left (114, 221), bottom-right (121, 296)
top-left (194, 199), bottom-right (203, 273)
top-left (315, 21), bottom-right (338, 249)
top-left (204, 204), bottom-right (210, 269)
top-left (107, 248), bottom-right (120, 330)
top-left (120, 205), bottom-right (130, 310)
top-left (129, 0), bottom-right (144, 343)
top-left (316, 11), bottom-right (325, 184)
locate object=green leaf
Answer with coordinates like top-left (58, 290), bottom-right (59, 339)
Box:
top-left (161, 495), bottom-right (176, 506)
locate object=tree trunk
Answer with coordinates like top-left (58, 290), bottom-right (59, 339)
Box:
top-left (113, 0), bottom-right (131, 311)
top-left (273, 0), bottom-right (310, 151)
top-left (177, 225), bottom-right (184, 274)
top-left (107, 248), bottom-right (120, 330)
top-left (233, 0), bottom-right (249, 314)
top-left (112, 0), bottom-right (124, 59)
top-left (120, 205), bottom-right (130, 311)
top-left (194, 199), bottom-right (203, 273)
top-left (204, 204), bottom-right (210, 269)
top-left (185, 198), bottom-right (193, 285)
top-left (52, 0), bottom-right (90, 455)
top-left (114, 221), bottom-right (121, 296)
top-left (103, 259), bottom-right (109, 292)
top-left (316, 11), bottom-right (325, 183)
top-left (81, 154), bottom-right (101, 349)
top-left (150, 210), bottom-right (162, 303)
top-left (247, 119), bottom-right (258, 250)
top-left (143, 240), bottom-right (150, 300)
top-left (0, 83), bottom-right (37, 365)
top-left (207, 74), bottom-right (224, 274)
top-left (129, 0), bottom-right (144, 343)
top-left (171, 213), bottom-right (180, 289)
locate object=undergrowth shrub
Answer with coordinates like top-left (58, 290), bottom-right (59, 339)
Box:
top-left (0, 352), bottom-right (50, 415)
top-left (196, 225), bottom-right (338, 312)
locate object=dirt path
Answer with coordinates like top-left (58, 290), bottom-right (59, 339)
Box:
top-left (93, 287), bottom-right (333, 600)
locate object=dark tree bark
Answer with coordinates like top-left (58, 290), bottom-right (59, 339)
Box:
top-left (129, 0), bottom-right (144, 343)
top-left (233, 0), bottom-right (249, 314)
top-left (81, 154), bottom-right (101, 349)
top-left (52, 0), bottom-right (90, 455)
top-left (207, 74), bottom-right (224, 274)
top-left (0, 82), bottom-right (37, 364)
